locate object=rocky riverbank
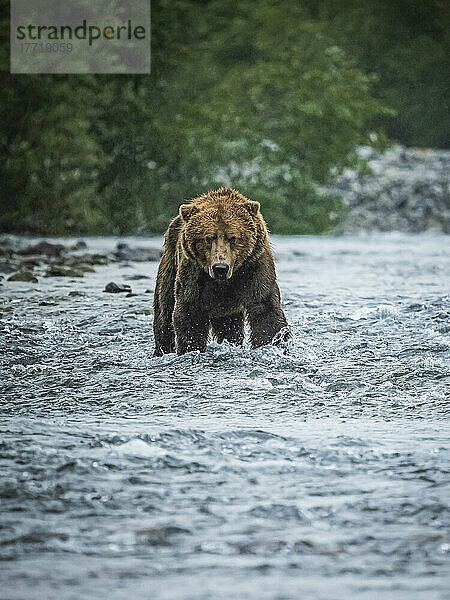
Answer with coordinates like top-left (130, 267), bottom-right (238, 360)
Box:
top-left (0, 238), bottom-right (161, 287)
top-left (334, 145), bottom-right (450, 233)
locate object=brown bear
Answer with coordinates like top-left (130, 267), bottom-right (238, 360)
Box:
top-left (153, 188), bottom-right (289, 356)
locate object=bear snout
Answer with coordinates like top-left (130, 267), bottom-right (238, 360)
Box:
top-left (211, 263), bottom-right (230, 280)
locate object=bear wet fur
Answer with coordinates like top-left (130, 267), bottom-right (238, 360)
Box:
top-left (153, 188), bottom-right (289, 356)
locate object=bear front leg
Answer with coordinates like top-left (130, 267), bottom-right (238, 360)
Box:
top-left (153, 303), bottom-right (175, 356)
top-left (153, 264), bottom-right (176, 356)
top-left (210, 312), bottom-right (245, 346)
top-left (246, 296), bottom-right (290, 348)
top-left (173, 301), bottom-right (210, 355)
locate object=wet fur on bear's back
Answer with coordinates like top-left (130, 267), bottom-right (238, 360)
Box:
top-left (153, 188), bottom-right (289, 356)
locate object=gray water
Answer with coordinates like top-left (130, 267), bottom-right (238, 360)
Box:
top-left (1, 233), bottom-right (449, 600)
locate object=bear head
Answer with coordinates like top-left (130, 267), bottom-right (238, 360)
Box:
top-left (179, 189), bottom-right (262, 281)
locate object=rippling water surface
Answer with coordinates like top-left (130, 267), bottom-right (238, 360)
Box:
top-left (1, 233), bottom-right (449, 600)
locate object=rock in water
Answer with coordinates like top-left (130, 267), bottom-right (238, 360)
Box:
top-left (72, 263), bottom-right (96, 273)
top-left (68, 291), bottom-right (86, 297)
top-left (88, 254), bottom-right (109, 265)
top-left (127, 274), bottom-right (150, 280)
top-left (113, 242), bottom-right (161, 262)
top-left (7, 269), bottom-right (38, 283)
top-left (20, 241), bottom-right (66, 257)
top-left (104, 282), bottom-right (132, 293)
top-left (71, 240), bottom-right (87, 250)
top-left (45, 265), bottom-right (84, 277)
top-left (58, 254), bottom-right (105, 267)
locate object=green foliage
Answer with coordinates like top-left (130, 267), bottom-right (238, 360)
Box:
top-left (0, 74), bottom-right (106, 234)
top-left (310, 0), bottom-right (450, 148)
top-left (0, 0), bottom-right (447, 235)
top-left (175, 1), bottom-right (388, 232)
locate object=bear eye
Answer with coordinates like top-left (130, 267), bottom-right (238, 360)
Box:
top-left (205, 235), bottom-right (216, 245)
top-left (227, 236), bottom-right (237, 244)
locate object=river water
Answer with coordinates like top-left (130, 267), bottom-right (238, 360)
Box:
top-left (1, 233), bottom-right (449, 599)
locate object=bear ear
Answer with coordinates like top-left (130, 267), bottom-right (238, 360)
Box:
top-left (179, 203), bottom-right (198, 222)
top-left (245, 200), bottom-right (260, 216)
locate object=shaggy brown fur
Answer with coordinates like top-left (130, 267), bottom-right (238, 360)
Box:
top-left (153, 188), bottom-right (289, 356)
